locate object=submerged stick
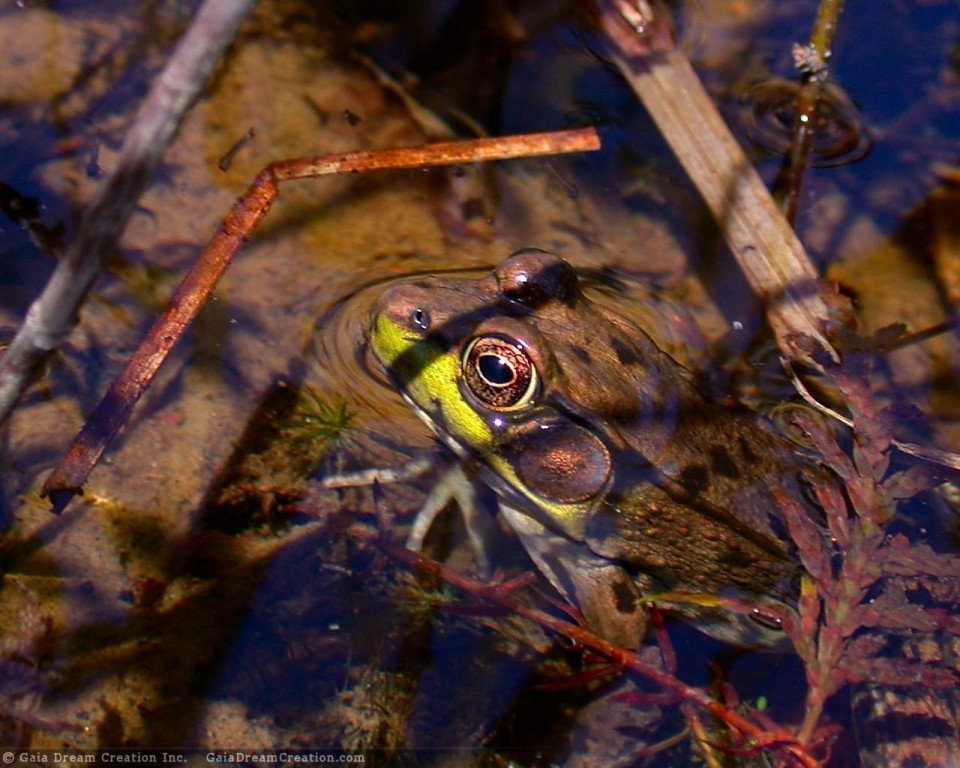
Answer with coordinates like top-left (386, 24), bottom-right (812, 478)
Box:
top-left (0, 0), bottom-right (257, 425)
top-left (43, 129), bottom-right (601, 510)
top-left (776, 0), bottom-right (847, 222)
top-left (590, 0), bottom-right (836, 360)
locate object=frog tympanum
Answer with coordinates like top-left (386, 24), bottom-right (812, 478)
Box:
top-left (369, 248), bottom-right (819, 650)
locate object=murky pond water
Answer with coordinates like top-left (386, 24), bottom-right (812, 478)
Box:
top-left (0, 0), bottom-right (958, 764)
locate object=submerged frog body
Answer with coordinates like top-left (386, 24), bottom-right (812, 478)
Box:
top-left (369, 248), bottom-right (818, 649)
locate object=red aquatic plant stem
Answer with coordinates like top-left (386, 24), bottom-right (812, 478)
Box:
top-left (650, 604), bottom-right (677, 674)
top-left (0, 0), bottom-right (257, 425)
top-left (349, 524), bottom-right (819, 768)
top-left (42, 129), bottom-right (601, 508)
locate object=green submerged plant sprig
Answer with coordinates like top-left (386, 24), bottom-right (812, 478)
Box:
top-left (288, 386), bottom-right (356, 459)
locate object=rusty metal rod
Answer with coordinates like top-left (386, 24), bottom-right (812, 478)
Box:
top-left (43, 129), bottom-right (601, 509)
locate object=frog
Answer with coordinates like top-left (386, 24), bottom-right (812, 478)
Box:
top-left (365, 247), bottom-right (820, 650)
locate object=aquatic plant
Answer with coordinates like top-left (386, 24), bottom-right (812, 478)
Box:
top-left (0, 584), bottom-right (78, 743)
top-left (288, 386), bottom-right (355, 457)
top-left (778, 327), bottom-right (960, 755)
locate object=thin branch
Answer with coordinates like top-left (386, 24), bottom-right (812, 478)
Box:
top-left (775, 0), bottom-right (847, 222)
top-left (0, 0), bottom-right (257, 424)
top-left (809, 0), bottom-right (846, 64)
top-left (42, 129), bottom-right (601, 509)
top-left (269, 130), bottom-right (599, 180)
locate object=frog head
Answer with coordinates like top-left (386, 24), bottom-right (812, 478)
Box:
top-left (370, 249), bottom-right (807, 649)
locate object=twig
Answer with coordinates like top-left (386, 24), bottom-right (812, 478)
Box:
top-left (589, 0), bottom-right (837, 362)
top-left (0, 0), bottom-right (257, 424)
top-left (42, 129), bottom-right (601, 510)
top-left (775, 0), bottom-right (847, 222)
top-left (808, 0), bottom-right (846, 59)
top-left (681, 702), bottom-right (724, 768)
top-left (881, 319), bottom-right (955, 352)
top-left (217, 127), bottom-right (257, 171)
top-left (268, 130), bottom-right (599, 180)
top-left (316, 455), bottom-right (435, 489)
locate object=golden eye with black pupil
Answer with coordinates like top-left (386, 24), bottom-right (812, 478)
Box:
top-left (462, 336), bottom-right (538, 410)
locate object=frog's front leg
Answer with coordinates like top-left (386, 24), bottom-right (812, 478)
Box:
top-left (319, 457), bottom-right (498, 576)
top-left (499, 505), bottom-right (648, 650)
top-left (409, 470), bottom-right (651, 650)
top-left (405, 462), bottom-right (498, 576)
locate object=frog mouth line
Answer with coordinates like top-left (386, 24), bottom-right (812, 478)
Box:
top-left (355, 333), bottom-right (394, 391)
top-left (400, 390), bottom-right (471, 462)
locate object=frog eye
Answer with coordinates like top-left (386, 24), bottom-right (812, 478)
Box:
top-left (462, 336), bottom-right (538, 410)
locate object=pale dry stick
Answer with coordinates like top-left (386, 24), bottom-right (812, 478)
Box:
top-left (592, 0), bottom-right (837, 361)
top-left (42, 129), bottom-right (601, 508)
top-left (317, 455), bottom-right (434, 489)
top-left (0, 0), bottom-right (257, 424)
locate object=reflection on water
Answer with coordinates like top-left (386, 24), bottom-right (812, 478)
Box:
top-left (0, 0), bottom-right (957, 764)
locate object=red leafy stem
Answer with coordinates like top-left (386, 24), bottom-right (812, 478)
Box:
top-left (345, 523), bottom-right (820, 768)
top-left (782, 333), bottom-right (960, 745)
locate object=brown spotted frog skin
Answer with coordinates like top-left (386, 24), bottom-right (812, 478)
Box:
top-left (369, 248), bottom-right (819, 649)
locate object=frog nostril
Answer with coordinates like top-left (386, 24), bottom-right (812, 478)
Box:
top-left (411, 307), bottom-right (431, 331)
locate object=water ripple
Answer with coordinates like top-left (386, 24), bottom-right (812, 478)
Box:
top-left (741, 79), bottom-right (872, 167)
